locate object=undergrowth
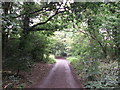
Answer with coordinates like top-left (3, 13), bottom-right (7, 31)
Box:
top-left (47, 54), bottom-right (56, 64)
top-left (67, 56), bottom-right (119, 89)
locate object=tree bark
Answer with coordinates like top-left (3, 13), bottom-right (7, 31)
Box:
top-left (19, 2), bottom-right (30, 50)
top-left (2, 2), bottom-right (13, 60)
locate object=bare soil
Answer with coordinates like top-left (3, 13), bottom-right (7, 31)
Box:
top-left (2, 62), bottom-right (53, 88)
top-left (21, 62), bottom-right (54, 88)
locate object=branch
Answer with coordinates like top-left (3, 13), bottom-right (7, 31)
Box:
top-left (88, 30), bottom-right (107, 55)
top-left (29, 28), bottom-right (53, 31)
top-left (14, 8), bottom-right (43, 18)
top-left (14, 3), bottom-right (67, 18)
top-left (29, 25), bottom-right (67, 32)
top-left (79, 30), bottom-right (88, 35)
top-left (30, 10), bottom-right (65, 29)
top-left (14, 5), bottom-right (50, 18)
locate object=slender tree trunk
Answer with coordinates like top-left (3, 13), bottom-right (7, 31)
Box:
top-left (19, 2), bottom-right (30, 51)
top-left (2, 2), bottom-right (12, 60)
top-left (16, 68), bottom-right (20, 76)
top-left (112, 28), bottom-right (120, 58)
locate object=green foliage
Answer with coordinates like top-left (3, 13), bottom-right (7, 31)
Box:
top-left (85, 61), bottom-right (119, 88)
top-left (4, 56), bottom-right (33, 71)
top-left (50, 31), bottom-right (67, 56)
top-left (18, 83), bottom-right (26, 89)
top-left (68, 56), bottom-right (119, 88)
top-left (66, 2), bottom-right (120, 88)
top-left (47, 54), bottom-right (56, 64)
top-left (67, 57), bottom-right (79, 66)
top-left (2, 2), bottom-right (120, 88)
top-left (3, 31), bottom-right (53, 73)
top-left (27, 32), bottom-right (51, 61)
top-left (3, 37), bottom-right (33, 72)
top-left (51, 40), bottom-right (65, 56)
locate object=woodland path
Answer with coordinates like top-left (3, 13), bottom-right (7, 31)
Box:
top-left (28, 58), bottom-right (83, 88)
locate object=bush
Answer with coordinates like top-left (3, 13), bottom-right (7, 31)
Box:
top-left (47, 54), bottom-right (56, 64)
top-left (4, 55), bottom-right (33, 74)
top-left (3, 38), bottom-right (33, 74)
top-left (67, 56), bottom-right (80, 70)
top-left (67, 56), bottom-right (79, 63)
top-left (68, 56), bottom-right (119, 88)
top-left (26, 32), bottom-right (51, 62)
top-left (3, 31), bottom-right (53, 75)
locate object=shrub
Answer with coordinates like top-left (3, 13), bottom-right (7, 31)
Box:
top-left (47, 54), bottom-right (56, 64)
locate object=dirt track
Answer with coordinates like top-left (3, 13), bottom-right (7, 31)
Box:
top-left (28, 59), bottom-right (83, 88)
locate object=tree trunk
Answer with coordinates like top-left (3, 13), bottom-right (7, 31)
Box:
top-left (2, 2), bottom-right (12, 60)
top-left (19, 2), bottom-right (30, 51)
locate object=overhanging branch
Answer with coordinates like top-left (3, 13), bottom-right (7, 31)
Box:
top-left (30, 10), bottom-right (65, 29)
top-left (29, 24), bottom-right (66, 32)
top-left (14, 5), bottom-right (50, 18)
top-left (29, 28), bottom-right (53, 31)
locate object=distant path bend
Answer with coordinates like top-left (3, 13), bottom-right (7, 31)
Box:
top-left (30, 59), bottom-right (82, 88)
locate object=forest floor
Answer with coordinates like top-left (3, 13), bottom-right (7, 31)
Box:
top-left (3, 62), bottom-right (53, 88)
top-left (22, 62), bottom-right (54, 88)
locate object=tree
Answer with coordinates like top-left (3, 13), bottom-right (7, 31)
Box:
top-left (2, 2), bottom-right (70, 75)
